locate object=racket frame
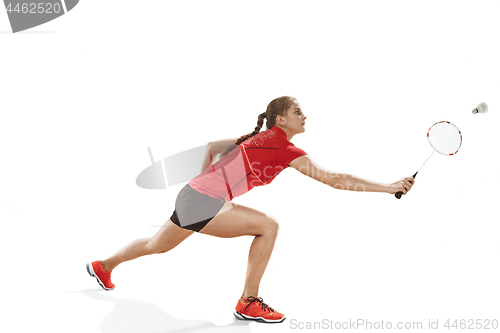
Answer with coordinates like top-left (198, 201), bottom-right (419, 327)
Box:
top-left (395, 120), bottom-right (462, 199)
top-left (427, 121), bottom-right (462, 156)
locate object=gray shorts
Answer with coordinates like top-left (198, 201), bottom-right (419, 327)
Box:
top-left (170, 184), bottom-right (225, 232)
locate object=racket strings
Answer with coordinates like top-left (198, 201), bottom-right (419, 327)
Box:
top-left (427, 122), bottom-right (462, 155)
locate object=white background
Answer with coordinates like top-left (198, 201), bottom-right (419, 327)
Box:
top-left (1, 1), bottom-right (499, 332)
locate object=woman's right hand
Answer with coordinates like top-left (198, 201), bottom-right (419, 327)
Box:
top-left (386, 176), bottom-right (415, 195)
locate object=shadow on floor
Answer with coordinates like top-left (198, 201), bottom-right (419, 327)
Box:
top-left (69, 289), bottom-right (251, 333)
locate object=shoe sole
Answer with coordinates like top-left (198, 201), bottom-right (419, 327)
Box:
top-left (86, 263), bottom-right (114, 290)
top-left (233, 310), bottom-right (286, 323)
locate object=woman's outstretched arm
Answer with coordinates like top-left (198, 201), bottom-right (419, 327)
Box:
top-left (289, 155), bottom-right (414, 195)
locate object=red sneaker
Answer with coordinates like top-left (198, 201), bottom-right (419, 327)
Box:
top-left (234, 296), bottom-right (286, 323)
top-left (86, 261), bottom-right (115, 290)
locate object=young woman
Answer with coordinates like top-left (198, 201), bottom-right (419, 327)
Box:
top-left (87, 96), bottom-right (415, 323)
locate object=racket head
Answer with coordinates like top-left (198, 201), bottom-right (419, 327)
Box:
top-left (427, 121), bottom-right (462, 156)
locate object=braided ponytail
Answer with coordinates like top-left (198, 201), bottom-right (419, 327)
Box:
top-left (234, 96), bottom-right (296, 146)
top-left (235, 112), bottom-right (266, 145)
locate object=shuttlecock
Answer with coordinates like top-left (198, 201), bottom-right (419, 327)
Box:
top-left (472, 102), bottom-right (488, 114)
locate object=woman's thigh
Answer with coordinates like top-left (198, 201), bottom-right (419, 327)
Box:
top-left (199, 202), bottom-right (277, 238)
top-left (148, 219), bottom-right (194, 252)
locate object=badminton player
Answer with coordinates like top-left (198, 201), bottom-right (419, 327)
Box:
top-left (87, 96), bottom-right (415, 323)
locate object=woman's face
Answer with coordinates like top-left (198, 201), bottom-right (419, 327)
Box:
top-left (279, 100), bottom-right (307, 134)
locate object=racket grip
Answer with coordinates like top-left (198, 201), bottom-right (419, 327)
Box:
top-left (395, 171), bottom-right (418, 199)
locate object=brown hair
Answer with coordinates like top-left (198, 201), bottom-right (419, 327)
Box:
top-left (235, 96), bottom-right (296, 145)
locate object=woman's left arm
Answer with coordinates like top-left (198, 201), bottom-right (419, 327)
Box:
top-left (200, 138), bottom-right (239, 171)
top-left (289, 155), bottom-right (415, 195)
top-left (208, 138), bottom-right (239, 156)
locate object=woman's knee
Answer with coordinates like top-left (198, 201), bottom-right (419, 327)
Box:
top-left (146, 237), bottom-right (167, 254)
top-left (262, 215), bottom-right (279, 237)
top-left (146, 236), bottom-right (176, 254)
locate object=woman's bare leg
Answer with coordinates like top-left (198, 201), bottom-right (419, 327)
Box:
top-left (100, 219), bottom-right (193, 272)
top-left (199, 202), bottom-right (279, 298)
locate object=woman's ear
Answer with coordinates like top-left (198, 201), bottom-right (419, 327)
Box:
top-left (276, 115), bottom-right (285, 126)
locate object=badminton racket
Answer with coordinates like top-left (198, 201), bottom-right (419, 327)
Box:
top-left (395, 121), bottom-right (462, 199)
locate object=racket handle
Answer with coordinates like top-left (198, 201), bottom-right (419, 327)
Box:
top-left (395, 171), bottom-right (418, 199)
